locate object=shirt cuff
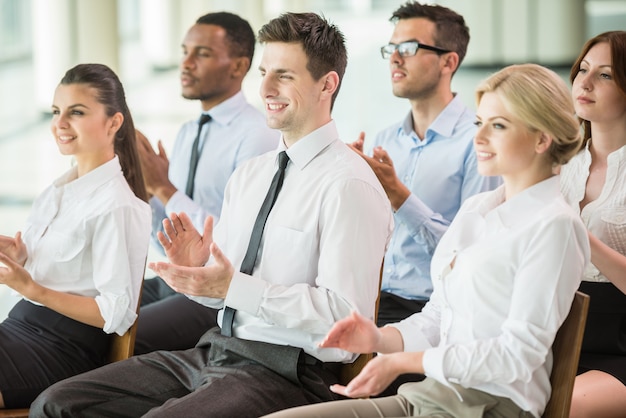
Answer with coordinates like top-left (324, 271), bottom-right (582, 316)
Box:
top-left (224, 271), bottom-right (266, 314)
top-left (395, 193), bottom-right (432, 233)
top-left (387, 321), bottom-right (434, 352)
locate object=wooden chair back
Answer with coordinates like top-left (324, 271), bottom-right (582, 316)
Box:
top-left (0, 283), bottom-right (143, 417)
top-left (339, 263), bottom-right (384, 386)
top-left (542, 291), bottom-right (590, 418)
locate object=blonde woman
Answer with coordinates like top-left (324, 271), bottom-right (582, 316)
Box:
top-left (265, 64), bottom-right (589, 418)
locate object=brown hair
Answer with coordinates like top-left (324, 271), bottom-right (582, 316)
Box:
top-left (391, 1), bottom-right (470, 72)
top-left (258, 12), bottom-right (347, 110)
top-left (60, 63), bottom-right (148, 202)
top-left (569, 31), bottom-right (626, 147)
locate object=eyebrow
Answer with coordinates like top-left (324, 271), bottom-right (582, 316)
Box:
top-left (581, 59), bottom-right (612, 69)
top-left (51, 103), bottom-right (90, 110)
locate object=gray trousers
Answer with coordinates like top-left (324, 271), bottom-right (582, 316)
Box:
top-left (264, 378), bottom-right (535, 418)
top-left (30, 328), bottom-right (340, 418)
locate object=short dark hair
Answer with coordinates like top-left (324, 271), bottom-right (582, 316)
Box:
top-left (258, 12), bottom-right (347, 109)
top-left (391, 1), bottom-right (469, 68)
top-left (196, 12), bottom-right (255, 71)
top-left (60, 63), bottom-right (148, 202)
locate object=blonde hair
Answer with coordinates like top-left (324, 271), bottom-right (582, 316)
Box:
top-left (475, 63), bottom-right (581, 166)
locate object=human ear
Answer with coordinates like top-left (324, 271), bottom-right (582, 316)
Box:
top-left (109, 112), bottom-right (124, 136)
top-left (535, 131), bottom-right (553, 154)
top-left (321, 71), bottom-right (339, 96)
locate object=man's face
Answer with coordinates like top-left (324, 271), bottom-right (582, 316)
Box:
top-left (387, 18), bottom-right (446, 101)
top-left (259, 42), bottom-right (327, 145)
top-left (180, 23), bottom-right (240, 110)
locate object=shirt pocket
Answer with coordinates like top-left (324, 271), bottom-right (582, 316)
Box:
top-left (33, 230), bottom-right (87, 283)
top-left (600, 207), bottom-right (626, 255)
top-left (262, 225), bottom-right (314, 286)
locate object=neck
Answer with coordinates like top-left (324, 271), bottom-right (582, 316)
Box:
top-left (409, 90), bottom-right (454, 140)
top-left (588, 120), bottom-right (626, 160)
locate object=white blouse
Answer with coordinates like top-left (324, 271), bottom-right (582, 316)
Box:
top-left (22, 156), bottom-right (151, 335)
top-left (560, 142), bottom-right (626, 282)
top-left (392, 176), bottom-right (589, 417)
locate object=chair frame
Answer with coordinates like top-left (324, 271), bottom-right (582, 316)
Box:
top-left (339, 263), bottom-right (384, 386)
top-left (542, 290), bottom-right (590, 418)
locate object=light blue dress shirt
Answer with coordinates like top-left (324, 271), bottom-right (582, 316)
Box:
top-left (150, 91), bottom-right (279, 250)
top-left (365, 94), bottom-right (501, 301)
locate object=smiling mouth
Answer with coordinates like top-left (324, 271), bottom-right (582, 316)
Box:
top-left (267, 103), bottom-right (286, 111)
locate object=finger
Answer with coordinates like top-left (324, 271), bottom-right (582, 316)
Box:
top-left (0, 252), bottom-right (17, 269)
top-left (210, 242), bottom-right (229, 268)
top-left (203, 216), bottom-right (214, 241)
top-left (169, 213), bottom-right (185, 233)
top-left (372, 147), bottom-right (392, 166)
top-left (157, 140), bottom-right (168, 160)
top-left (162, 217), bottom-right (178, 240)
top-left (329, 384), bottom-right (350, 397)
top-left (156, 231), bottom-right (172, 250)
top-left (14, 231), bottom-right (22, 246)
top-left (177, 212), bottom-right (195, 232)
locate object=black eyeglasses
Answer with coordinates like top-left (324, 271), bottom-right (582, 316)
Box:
top-left (380, 40), bottom-right (450, 59)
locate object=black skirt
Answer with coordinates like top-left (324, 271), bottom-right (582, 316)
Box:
top-left (577, 281), bottom-right (626, 385)
top-left (0, 299), bottom-right (110, 408)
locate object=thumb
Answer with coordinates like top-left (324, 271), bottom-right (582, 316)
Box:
top-left (157, 140), bottom-right (168, 159)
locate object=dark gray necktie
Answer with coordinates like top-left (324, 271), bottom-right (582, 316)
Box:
top-left (185, 114), bottom-right (212, 198)
top-left (221, 151), bottom-right (290, 337)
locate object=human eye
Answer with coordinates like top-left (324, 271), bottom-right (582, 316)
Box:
top-left (398, 42), bottom-right (417, 57)
top-left (600, 72), bottom-right (613, 80)
top-left (473, 120), bottom-right (482, 128)
top-left (51, 108), bottom-right (60, 115)
top-left (493, 123), bottom-right (505, 129)
top-left (71, 109), bottom-right (84, 116)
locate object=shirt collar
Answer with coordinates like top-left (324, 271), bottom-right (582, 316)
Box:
top-left (55, 156), bottom-right (123, 199)
top-left (202, 90), bottom-right (246, 126)
top-left (399, 94), bottom-right (469, 140)
top-left (477, 176), bottom-right (561, 228)
top-left (277, 120), bottom-right (339, 171)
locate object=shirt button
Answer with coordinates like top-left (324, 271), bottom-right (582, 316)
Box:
top-left (403, 176), bottom-right (410, 182)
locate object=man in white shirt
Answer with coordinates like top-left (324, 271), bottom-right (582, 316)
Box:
top-left (134, 12), bottom-right (278, 354)
top-left (31, 12), bottom-right (393, 418)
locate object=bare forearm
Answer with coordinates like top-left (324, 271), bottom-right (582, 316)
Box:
top-left (25, 283), bottom-right (105, 328)
top-left (377, 325), bottom-right (406, 353)
top-left (151, 182), bottom-right (178, 206)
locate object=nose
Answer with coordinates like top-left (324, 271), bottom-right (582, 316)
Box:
top-left (473, 125), bottom-right (487, 145)
top-left (181, 52), bottom-right (193, 70)
top-left (52, 112), bottom-right (68, 129)
top-left (259, 74), bottom-right (276, 100)
top-left (578, 72), bottom-right (592, 91)
top-left (390, 48), bottom-right (403, 65)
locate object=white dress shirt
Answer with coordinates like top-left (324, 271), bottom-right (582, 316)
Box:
top-left (150, 91), bottom-right (279, 244)
top-left (560, 142), bottom-right (626, 282)
top-left (391, 176), bottom-right (589, 417)
top-left (22, 156), bottom-right (151, 335)
top-left (189, 121), bottom-right (394, 362)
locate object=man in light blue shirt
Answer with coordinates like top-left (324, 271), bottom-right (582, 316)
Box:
top-left (352, 2), bottom-right (500, 326)
top-left (134, 12), bottom-right (278, 354)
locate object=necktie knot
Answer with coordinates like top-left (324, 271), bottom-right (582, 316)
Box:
top-left (198, 113), bottom-right (212, 126)
top-left (277, 151), bottom-right (289, 170)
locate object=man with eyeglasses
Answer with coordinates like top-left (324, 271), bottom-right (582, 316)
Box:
top-left (351, 1), bottom-right (500, 329)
